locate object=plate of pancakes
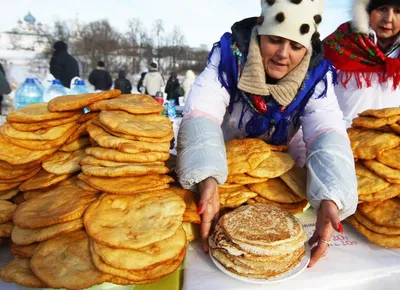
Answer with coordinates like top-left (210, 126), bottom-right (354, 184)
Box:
top-left (209, 204), bottom-right (311, 284)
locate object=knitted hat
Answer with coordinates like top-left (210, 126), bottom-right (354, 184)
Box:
top-left (352, 0), bottom-right (400, 33)
top-left (257, 0), bottom-right (325, 47)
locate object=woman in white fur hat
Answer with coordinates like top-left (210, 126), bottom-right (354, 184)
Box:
top-left (324, 0), bottom-right (400, 126)
top-left (177, 0), bottom-right (357, 267)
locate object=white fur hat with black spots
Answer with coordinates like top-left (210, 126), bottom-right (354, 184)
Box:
top-left (257, 0), bottom-right (325, 47)
top-left (352, 0), bottom-right (400, 34)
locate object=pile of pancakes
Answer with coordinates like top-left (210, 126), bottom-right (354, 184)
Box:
top-left (221, 138), bottom-right (308, 214)
top-left (347, 108), bottom-right (400, 248)
top-left (0, 200), bottom-right (15, 246)
top-left (209, 203), bottom-right (307, 279)
top-left (0, 91), bottom-right (199, 288)
top-left (77, 94), bottom-right (175, 195)
top-left (85, 188), bottom-right (188, 284)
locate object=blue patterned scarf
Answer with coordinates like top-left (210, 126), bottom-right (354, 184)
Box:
top-left (208, 32), bottom-right (337, 145)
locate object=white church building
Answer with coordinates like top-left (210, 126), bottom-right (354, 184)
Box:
top-left (0, 12), bottom-right (52, 86)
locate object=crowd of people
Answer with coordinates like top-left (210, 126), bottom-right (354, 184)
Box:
top-left (47, 41), bottom-right (195, 103)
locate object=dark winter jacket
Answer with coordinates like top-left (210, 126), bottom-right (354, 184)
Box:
top-left (49, 41), bottom-right (79, 88)
top-left (0, 63), bottom-right (11, 95)
top-left (114, 70), bottom-right (132, 94)
top-left (165, 74), bottom-right (181, 101)
top-left (137, 72), bottom-right (147, 93)
top-left (89, 68), bottom-right (113, 91)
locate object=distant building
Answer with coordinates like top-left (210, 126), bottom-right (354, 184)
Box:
top-left (0, 12), bottom-right (49, 52)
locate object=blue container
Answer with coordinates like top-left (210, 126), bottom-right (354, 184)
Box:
top-left (165, 100), bottom-right (177, 119)
top-left (43, 79), bottom-right (67, 102)
top-left (70, 79), bottom-right (90, 95)
top-left (33, 78), bottom-right (45, 93)
top-left (15, 78), bottom-right (43, 109)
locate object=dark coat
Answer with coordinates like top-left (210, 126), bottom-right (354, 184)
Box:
top-left (0, 63), bottom-right (11, 95)
top-left (49, 43), bottom-right (79, 88)
top-left (114, 71), bottom-right (132, 94)
top-left (137, 72), bottom-right (147, 93)
top-left (165, 78), bottom-right (181, 101)
top-left (89, 69), bottom-right (113, 91)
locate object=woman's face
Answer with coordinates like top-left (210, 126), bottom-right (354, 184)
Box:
top-left (260, 35), bottom-right (307, 80)
top-left (370, 5), bottom-right (400, 41)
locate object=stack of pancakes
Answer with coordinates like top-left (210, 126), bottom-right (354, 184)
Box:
top-left (77, 94), bottom-right (175, 194)
top-left (0, 91), bottom-right (197, 288)
top-left (221, 138), bottom-right (308, 214)
top-left (348, 199), bottom-right (400, 248)
top-left (0, 100), bottom-right (102, 249)
top-left (0, 200), bottom-right (16, 245)
top-left (0, 90), bottom-right (121, 204)
top-left (6, 177), bottom-right (98, 288)
top-left (84, 189), bottom-right (187, 284)
top-left (209, 203), bottom-right (307, 279)
top-left (347, 108), bottom-right (400, 248)
top-left (172, 187), bottom-right (201, 242)
top-left (0, 103), bottom-right (83, 204)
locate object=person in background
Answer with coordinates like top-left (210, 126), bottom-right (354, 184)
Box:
top-left (165, 72), bottom-right (182, 104)
top-left (182, 70), bottom-right (196, 103)
top-left (89, 61), bottom-right (113, 91)
top-left (143, 62), bottom-right (165, 97)
top-left (177, 0), bottom-right (357, 268)
top-left (324, 0), bottom-right (400, 127)
top-left (114, 70), bottom-right (132, 94)
top-left (0, 63), bottom-right (11, 115)
top-left (137, 72), bottom-right (147, 93)
top-left (49, 41), bottom-right (79, 88)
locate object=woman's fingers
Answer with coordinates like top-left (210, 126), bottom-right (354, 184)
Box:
top-left (198, 178), bottom-right (217, 215)
top-left (199, 177), bottom-right (219, 252)
top-left (308, 230), bottom-right (319, 247)
top-left (201, 206), bottom-right (216, 252)
top-left (308, 200), bottom-right (337, 268)
top-left (308, 239), bottom-right (329, 268)
top-left (321, 200), bottom-right (343, 234)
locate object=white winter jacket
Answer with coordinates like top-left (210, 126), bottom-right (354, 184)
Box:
top-left (143, 70), bottom-right (165, 96)
top-left (182, 70), bottom-right (196, 103)
top-left (178, 47), bottom-right (358, 220)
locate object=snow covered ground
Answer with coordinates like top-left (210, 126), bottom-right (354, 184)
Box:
top-left (0, 48), bottom-right (48, 86)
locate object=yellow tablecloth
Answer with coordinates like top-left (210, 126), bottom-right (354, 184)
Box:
top-left (134, 267), bottom-right (181, 290)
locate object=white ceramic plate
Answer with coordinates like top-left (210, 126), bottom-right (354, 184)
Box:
top-left (209, 243), bottom-right (311, 284)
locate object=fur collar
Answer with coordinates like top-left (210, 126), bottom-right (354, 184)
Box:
top-left (351, 0), bottom-right (371, 34)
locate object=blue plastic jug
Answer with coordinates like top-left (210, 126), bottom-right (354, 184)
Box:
top-left (70, 79), bottom-right (90, 95)
top-left (15, 78), bottom-right (43, 109)
top-left (43, 79), bottom-right (67, 102)
top-left (33, 78), bottom-right (45, 93)
top-left (165, 100), bottom-right (177, 119)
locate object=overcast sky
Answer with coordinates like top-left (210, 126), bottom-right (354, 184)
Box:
top-left (0, 0), bottom-right (351, 49)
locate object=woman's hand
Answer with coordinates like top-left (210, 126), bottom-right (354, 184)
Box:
top-left (308, 200), bottom-right (343, 268)
top-left (198, 177), bottom-right (220, 252)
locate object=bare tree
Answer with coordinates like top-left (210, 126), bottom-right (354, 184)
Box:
top-left (40, 21), bottom-right (72, 51)
top-left (125, 18), bottom-right (151, 73)
top-left (32, 15), bottom-right (209, 77)
top-left (73, 20), bottom-right (123, 76)
top-left (152, 19), bottom-right (164, 69)
top-left (170, 26), bottom-right (186, 69)
top-left (180, 46), bottom-right (209, 74)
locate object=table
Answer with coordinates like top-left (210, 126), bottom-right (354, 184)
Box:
top-left (183, 209), bottom-right (400, 290)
